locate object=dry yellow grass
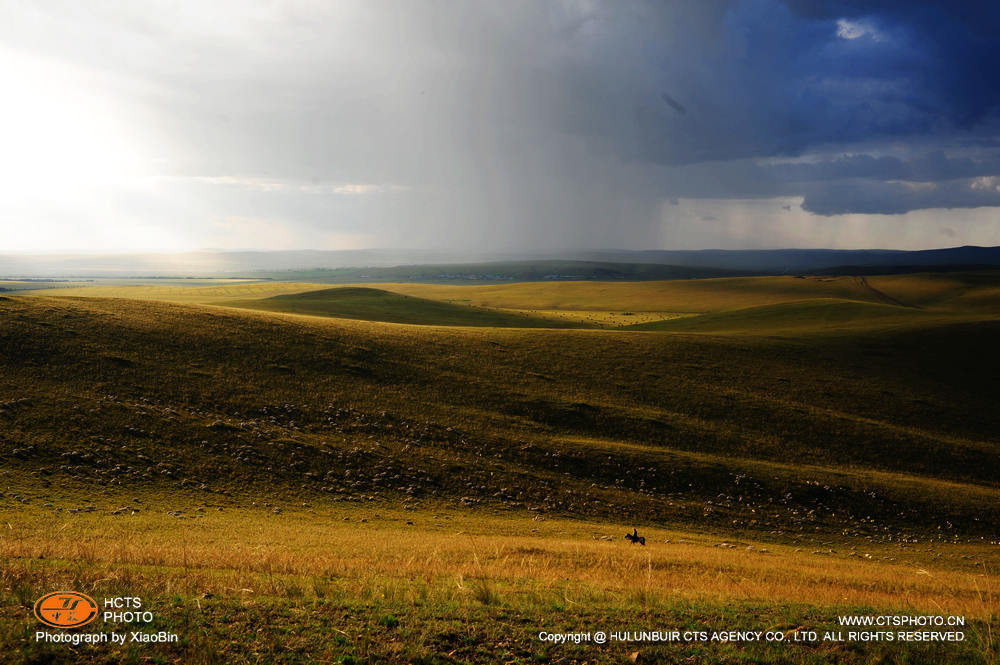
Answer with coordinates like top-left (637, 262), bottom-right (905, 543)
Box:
top-left (21, 281), bottom-right (324, 302)
top-left (2, 505), bottom-right (995, 617)
top-left (24, 273), bottom-right (1000, 333)
top-left (3, 284), bottom-right (999, 664)
top-left (362, 277), bottom-right (882, 312)
top-left (492, 309), bottom-right (694, 326)
top-left (23, 275), bottom-right (891, 312)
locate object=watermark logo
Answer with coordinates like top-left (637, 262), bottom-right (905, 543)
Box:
top-left (33, 591), bottom-right (99, 629)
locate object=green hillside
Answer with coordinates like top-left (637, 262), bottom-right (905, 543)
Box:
top-left (221, 286), bottom-right (588, 328)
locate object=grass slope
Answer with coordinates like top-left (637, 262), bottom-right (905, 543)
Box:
top-left (2, 294), bottom-right (997, 527)
top-left (18, 281), bottom-right (330, 302)
top-left (3, 274), bottom-right (999, 663)
top-left (373, 275), bottom-right (888, 312)
top-left (25, 271), bottom-right (1000, 334)
top-left (627, 299), bottom-right (943, 333)
top-left (4, 499), bottom-right (996, 664)
top-left (221, 286), bottom-right (589, 328)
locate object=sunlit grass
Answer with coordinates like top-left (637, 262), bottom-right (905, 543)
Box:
top-left (1, 506), bottom-right (996, 615)
top-left (2, 273), bottom-right (999, 663)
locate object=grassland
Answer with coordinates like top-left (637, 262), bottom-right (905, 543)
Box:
top-left (221, 287), bottom-right (589, 328)
top-left (3, 492), bottom-right (996, 664)
top-left (29, 271), bottom-right (1000, 332)
top-left (2, 271), bottom-right (999, 663)
top-left (0, 280), bottom-right (94, 293)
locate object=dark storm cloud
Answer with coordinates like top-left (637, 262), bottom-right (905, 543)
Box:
top-left (1, 0), bottom-right (999, 251)
top-left (541, 0), bottom-right (1000, 169)
top-left (802, 179), bottom-right (1000, 216)
top-left (764, 152), bottom-right (1000, 184)
top-left (784, 1), bottom-right (1000, 127)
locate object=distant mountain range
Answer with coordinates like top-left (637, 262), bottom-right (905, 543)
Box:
top-left (1, 245), bottom-right (998, 279)
top-left (577, 245), bottom-right (1000, 272)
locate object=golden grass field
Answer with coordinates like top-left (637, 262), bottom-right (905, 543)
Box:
top-left (22, 271), bottom-right (1000, 330)
top-left (2, 271), bottom-right (999, 663)
top-left (11, 273), bottom-right (913, 307)
top-left (2, 480), bottom-right (997, 664)
top-left (4, 497), bottom-right (996, 616)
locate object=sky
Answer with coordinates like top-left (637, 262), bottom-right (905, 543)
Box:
top-left (1, 0), bottom-right (999, 253)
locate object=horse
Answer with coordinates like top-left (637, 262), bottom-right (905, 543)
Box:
top-left (625, 528), bottom-right (645, 545)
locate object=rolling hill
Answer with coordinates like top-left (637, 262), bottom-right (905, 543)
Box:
top-left (221, 286), bottom-right (590, 328)
top-left (3, 273), bottom-right (999, 664)
top-left (2, 287), bottom-right (997, 532)
top-left (627, 299), bottom-right (938, 333)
